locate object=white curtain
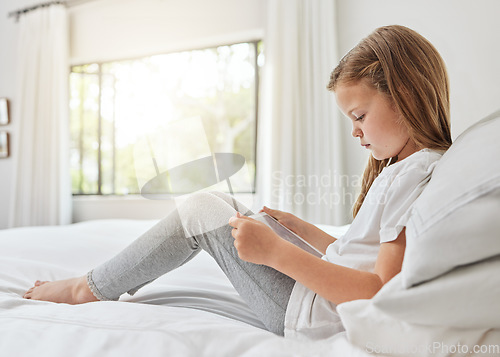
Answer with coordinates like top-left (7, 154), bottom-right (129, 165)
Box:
top-left (9, 5), bottom-right (72, 227)
top-left (256, 0), bottom-right (348, 225)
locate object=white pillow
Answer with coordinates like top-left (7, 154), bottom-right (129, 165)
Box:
top-left (402, 110), bottom-right (500, 288)
top-left (338, 259), bottom-right (500, 356)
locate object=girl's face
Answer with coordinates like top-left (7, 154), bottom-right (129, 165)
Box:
top-left (335, 81), bottom-right (417, 162)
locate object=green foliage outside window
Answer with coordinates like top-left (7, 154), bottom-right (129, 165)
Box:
top-left (69, 41), bottom-right (262, 196)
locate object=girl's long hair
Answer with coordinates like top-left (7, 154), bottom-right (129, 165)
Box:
top-left (327, 25), bottom-right (452, 218)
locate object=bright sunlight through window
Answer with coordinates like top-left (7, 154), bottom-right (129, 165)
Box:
top-left (70, 41), bottom-right (262, 196)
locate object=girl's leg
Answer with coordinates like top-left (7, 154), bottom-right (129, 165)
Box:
top-left (88, 191), bottom-right (254, 299)
top-left (179, 192), bottom-right (295, 335)
top-left (207, 191), bottom-right (253, 214)
top-left (27, 192), bottom-right (295, 335)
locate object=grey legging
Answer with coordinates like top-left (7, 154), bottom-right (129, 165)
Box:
top-left (86, 191), bottom-right (296, 335)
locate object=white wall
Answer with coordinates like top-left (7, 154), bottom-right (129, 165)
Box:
top-left (1, 0), bottom-right (499, 228)
top-left (69, 0), bottom-right (266, 64)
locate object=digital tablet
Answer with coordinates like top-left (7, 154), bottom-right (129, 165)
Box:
top-left (249, 212), bottom-right (323, 258)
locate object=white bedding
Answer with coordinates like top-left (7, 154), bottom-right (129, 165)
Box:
top-left (0, 219), bottom-right (368, 357)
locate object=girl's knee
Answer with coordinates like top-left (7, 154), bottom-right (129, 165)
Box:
top-left (176, 192), bottom-right (235, 234)
top-left (208, 191), bottom-right (252, 215)
top-left (180, 191), bottom-right (236, 213)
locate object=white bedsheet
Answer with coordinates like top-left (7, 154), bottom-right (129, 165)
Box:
top-left (0, 219), bottom-right (368, 357)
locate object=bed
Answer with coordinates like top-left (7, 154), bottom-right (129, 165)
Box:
top-left (0, 219), bottom-right (369, 356)
top-left (1, 110), bottom-right (500, 357)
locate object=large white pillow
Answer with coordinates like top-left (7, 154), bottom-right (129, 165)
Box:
top-left (402, 110), bottom-right (500, 288)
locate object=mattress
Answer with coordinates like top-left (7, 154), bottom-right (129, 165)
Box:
top-left (0, 219), bottom-right (369, 356)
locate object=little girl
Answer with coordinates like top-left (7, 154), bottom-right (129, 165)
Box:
top-left (24, 25), bottom-right (452, 340)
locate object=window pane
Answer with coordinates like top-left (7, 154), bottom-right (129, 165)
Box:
top-left (100, 72), bottom-right (116, 194)
top-left (70, 41), bottom-right (260, 196)
top-left (70, 68), bottom-right (100, 194)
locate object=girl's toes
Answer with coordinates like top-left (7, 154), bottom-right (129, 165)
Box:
top-left (23, 286), bottom-right (37, 298)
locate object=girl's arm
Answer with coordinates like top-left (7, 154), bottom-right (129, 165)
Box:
top-left (260, 207), bottom-right (337, 254)
top-left (229, 213), bottom-right (406, 305)
top-left (273, 228), bottom-right (406, 304)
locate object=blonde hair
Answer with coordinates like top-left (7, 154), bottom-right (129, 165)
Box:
top-left (327, 25), bottom-right (452, 218)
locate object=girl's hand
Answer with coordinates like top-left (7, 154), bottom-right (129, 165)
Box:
top-left (228, 212), bottom-right (284, 266)
top-left (259, 206), bottom-right (305, 237)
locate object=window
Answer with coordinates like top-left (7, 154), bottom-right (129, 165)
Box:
top-left (69, 41), bottom-right (262, 196)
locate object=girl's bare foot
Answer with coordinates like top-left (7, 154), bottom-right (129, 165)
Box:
top-left (23, 276), bottom-right (99, 304)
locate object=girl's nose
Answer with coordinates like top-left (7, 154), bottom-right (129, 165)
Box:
top-left (352, 126), bottom-right (363, 138)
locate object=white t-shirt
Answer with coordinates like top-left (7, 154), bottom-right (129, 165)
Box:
top-left (284, 149), bottom-right (443, 340)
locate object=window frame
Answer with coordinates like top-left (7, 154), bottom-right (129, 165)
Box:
top-left (69, 39), bottom-right (262, 197)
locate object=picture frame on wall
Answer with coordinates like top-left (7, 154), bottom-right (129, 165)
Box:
top-left (0, 131), bottom-right (9, 158)
top-left (0, 98), bottom-right (9, 125)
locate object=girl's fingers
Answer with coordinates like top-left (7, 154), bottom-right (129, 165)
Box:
top-left (228, 216), bottom-right (238, 227)
top-left (262, 206), bottom-right (281, 219)
top-left (229, 212), bottom-right (250, 227)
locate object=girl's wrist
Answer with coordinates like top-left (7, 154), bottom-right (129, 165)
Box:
top-left (268, 239), bottom-right (288, 271)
